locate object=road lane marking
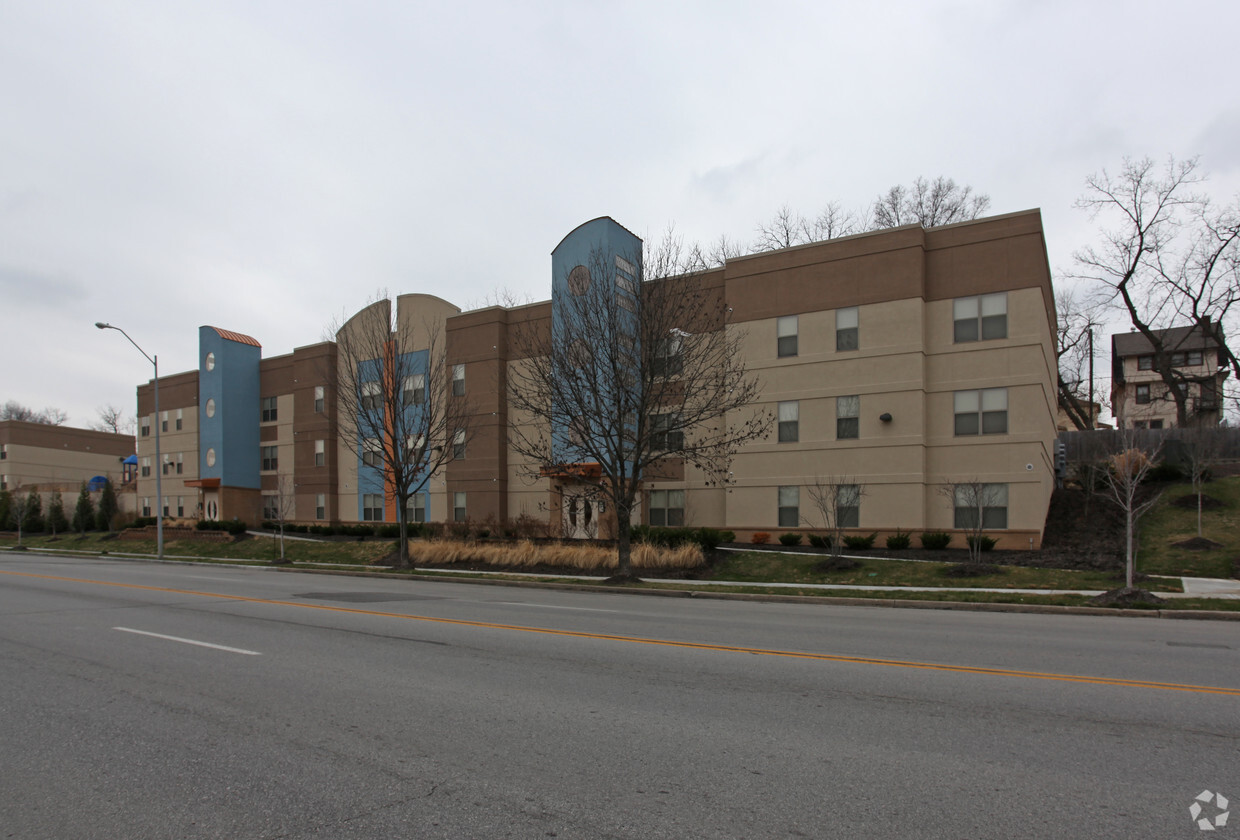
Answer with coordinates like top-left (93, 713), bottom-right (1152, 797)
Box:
top-left (113, 626), bottom-right (261, 655)
top-left (5, 569), bottom-right (1239, 696)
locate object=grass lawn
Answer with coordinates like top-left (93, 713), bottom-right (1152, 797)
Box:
top-left (1138, 476), bottom-right (1240, 578)
top-left (701, 551), bottom-right (1182, 592)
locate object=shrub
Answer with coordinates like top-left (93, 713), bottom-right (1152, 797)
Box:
top-left (885, 530), bottom-right (911, 550)
top-left (779, 532), bottom-right (803, 546)
top-left (919, 531), bottom-right (952, 550)
top-left (807, 534), bottom-right (831, 549)
top-left (1145, 462), bottom-right (1185, 483)
top-left (377, 525), bottom-right (401, 539)
top-left (720, 530), bottom-right (736, 544)
top-left (476, 528), bottom-right (491, 539)
top-left (966, 535), bottom-right (997, 553)
top-left (843, 532), bottom-right (877, 550)
top-left (195, 519), bottom-right (222, 531)
top-left (751, 532), bottom-right (770, 545)
top-left (225, 520), bottom-right (248, 535)
top-left (631, 526), bottom-right (724, 552)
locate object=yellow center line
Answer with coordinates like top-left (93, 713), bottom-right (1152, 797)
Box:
top-left (4, 568), bottom-right (1239, 696)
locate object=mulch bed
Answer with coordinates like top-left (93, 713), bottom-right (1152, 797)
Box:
top-left (1171, 494), bottom-right (1226, 510)
top-left (1172, 536), bottom-right (1225, 551)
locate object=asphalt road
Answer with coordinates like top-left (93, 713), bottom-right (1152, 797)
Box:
top-left (1, 553), bottom-right (1237, 839)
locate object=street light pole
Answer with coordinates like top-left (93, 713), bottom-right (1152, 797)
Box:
top-left (96, 322), bottom-right (163, 560)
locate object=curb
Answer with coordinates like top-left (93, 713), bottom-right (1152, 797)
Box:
top-left (9, 548), bottom-right (1240, 621)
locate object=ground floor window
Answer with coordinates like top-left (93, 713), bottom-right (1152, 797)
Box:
top-left (263, 495), bottom-right (279, 521)
top-left (648, 489), bottom-right (684, 527)
top-left (953, 483), bottom-right (1008, 529)
top-left (362, 493), bottom-right (383, 521)
top-left (453, 492), bottom-right (467, 522)
top-left (177, 496), bottom-right (184, 518)
top-left (836, 485), bottom-right (860, 528)
top-left (315, 493), bottom-right (325, 520)
top-left (142, 497), bottom-right (150, 517)
top-left (408, 493), bottom-right (427, 523)
top-left (778, 486), bottom-right (799, 527)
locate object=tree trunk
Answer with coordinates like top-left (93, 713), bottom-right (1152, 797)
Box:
top-left (397, 503), bottom-right (412, 570)
top-left (615, 504), bottom-right (634, 580)
top-left (1125, 505), bottom-right (1134, 590)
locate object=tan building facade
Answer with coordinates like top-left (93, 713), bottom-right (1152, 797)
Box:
top-left (131, 209), bottom-right (1059, 547)
top-left (0, 420), bottom-right (135, 515)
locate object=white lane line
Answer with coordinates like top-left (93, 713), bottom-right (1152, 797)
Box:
top-left (113, 627), bottom-right (262, 655)
top-left (495, 602), bottom-right (619, 613)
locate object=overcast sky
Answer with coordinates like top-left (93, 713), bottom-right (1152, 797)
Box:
top-left (4, 0), bottom-right (1238, 429)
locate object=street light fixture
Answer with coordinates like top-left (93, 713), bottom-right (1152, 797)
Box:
top-left (96, 322), bottom-right (163, 560)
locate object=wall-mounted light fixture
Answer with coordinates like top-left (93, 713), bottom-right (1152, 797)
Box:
top-left (879, 413), bottom-right (893, 423)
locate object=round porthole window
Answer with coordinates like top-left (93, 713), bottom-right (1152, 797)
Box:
top-left (205, 398), bottom-right (216, 418)
top-left (205, 352), bottom-right (215, 372)
top-left (206, 448), bottom-right (216, 467)
top-left (568, 265), bottom-right (591, 295)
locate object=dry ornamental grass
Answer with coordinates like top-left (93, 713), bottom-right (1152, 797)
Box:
top-left (408, 539), bottom-right (704, 571)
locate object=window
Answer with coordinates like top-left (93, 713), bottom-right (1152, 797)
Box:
top-left (408, 494), bottom-right (427, 523)
top-left (1135, 384), bottom-right (1151, 405)
top-left (1171, 350), bottom-right (1203, 367)
top-left (453, 429), bottom-right (466, 459)
top-left (453, 492), bottom-right (467, 522)
top-left (648, 489), bottom-right (685, 527)
top-left (953, 294), bottom-right (1007, 342)
top-left (142, 497), bottom-right (150, 517)
top-left (206, 448), bottom-right (216, 467)
top-left (141, 456), bottom-right (151, 477)
top-left (205, 398), bottom-right (216, 418)
top-left (0, 444), bottom-right (6, 459)
top-left (262, 495), bottom-right (278, 521)
top-left (315, 439), bottom-right (325, 467)
top-left (161, 411), bottom-right (168, 432)
top-left (777, 315), bottom-right (798, 357)
top-left (404, 374), bottom-right (425, 406)
top-left (362, 438), bottom-right (382, 468)
top-left (314, 385), bottom-right (325, 413)
top-left (835, 307), bottom-right (858, 351)
top-left (954, 484), bottom-right (1008, 529)
top-left (162, 497), bottom-right (169, 518)
top-left (261, 396), bottom-right (278, 423)
top-left (205, 352), bottom-right (215, 371)
top-left (1149, 419), bottom-right (1164, 429)
top-left (778, 486), bottom-right (799, 528)
top-left (176, 453), bottom-right (183, 474)
top-left (141, 419), bottom-right (150, 437)
top-left (1137, 355), bottom-right (1153, 371)
top-left (652, 413), bottom-right (683, 451)
top-left (954, 388), bottom-right (1008, 435)
top-left (777, 401), bottom-right (799, 443)
top-left (315, 493), bottom-right (326, 520)
top-left (837, 484), bottom-right (861, 528)
top-left (452, 364), bottom-right (465, 397)
top-left (407, 434), bottom-right (426, 459)
top-left (261, 445), bottom-right (278, 471)
top-left (361, 380), bottom-right (381, 410)
top-left (616, 292), bottom-right (636, 312)
top-left (1, 475), bottom-right (6, 490)
top-left (175, 408), bottom-right (183, 431)
top-left (362, 493), bottom-right (383, 521)
top-left (162, 459), bottom-right (170, 475)
top-left (653, 335), bottom-right (684, 376)
top-left (836, 395), bottom-right (860, 440)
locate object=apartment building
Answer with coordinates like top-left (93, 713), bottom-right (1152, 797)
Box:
top-left (132, 209), bottom-right (1059, 547)
top-left (0, 421), bottom-right (135, 511)
top-left (1111, 325), bottom-right (1228, 429)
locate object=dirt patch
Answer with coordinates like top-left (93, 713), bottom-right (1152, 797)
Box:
top-left (1172, 536), bottom-right (1225, 551)
top-left (815, 555), bottom-right (862, 572)
top-left (1087, 587), bottom-right (1166, 608)
top-left (1172, 494), bottom-right (1226, 510)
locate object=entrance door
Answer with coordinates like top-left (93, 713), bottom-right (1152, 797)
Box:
top-left (562, 492), bottom-right (598, 540)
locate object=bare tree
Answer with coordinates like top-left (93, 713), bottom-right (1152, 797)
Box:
top-left (329, 295), bottom-right (472, 569)
top-left (939, 479), bottom-right (1006, 565)
top-left (752, 202), bottom-right (863, 253)
top-left (805, 476), bottom-right (864, 559)
top-left (1, 401), bottom-right (68, 425)
top-left (1055, 287), bottom-right (1105, 429)
top-left (1097, 431), bottom-right (1163, 590)
top-left (269, 473), bottom-right (298, 563)
top-left (1074, 156), bottom-right (1240, 427)
top-left (871, 176), bottom-right (991, 229)
top-left (507, 229), bottom-right (771, 580)
top-left (91, 404), bottom-right (134, 435)
top-left (6, 481), bottom-right (31, 547)
top-left (1174, 426), bottom-right (1223, 538)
